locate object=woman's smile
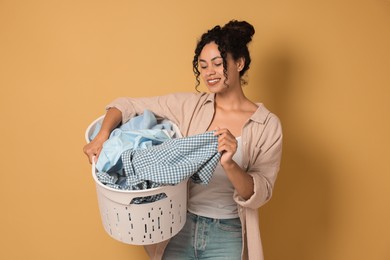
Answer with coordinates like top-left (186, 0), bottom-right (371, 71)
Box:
top-left (207, 78), bottom-right (221, 86)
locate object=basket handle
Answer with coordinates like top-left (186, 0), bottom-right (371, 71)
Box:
top-left (91, 156), bottom-right (187, 202)
top-left (96, 178), bottom-right (188, 205)
top-left (91, 156), bottom-right (97, 175)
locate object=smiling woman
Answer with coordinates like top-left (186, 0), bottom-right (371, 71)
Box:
top-left (83, 20), bottom-right (283, 260)
top-left (198, 43), bottom-right (243, 91)
top-left (193, 20), bottom-right (254, 89)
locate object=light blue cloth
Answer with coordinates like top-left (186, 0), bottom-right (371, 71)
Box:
top-left (91, 110), bottom-right (174, 173)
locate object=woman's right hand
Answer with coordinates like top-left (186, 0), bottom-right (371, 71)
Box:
top-left (83, 107), bottom-right (123, 164)
top-left (83, 134), bottom-right (107, 164)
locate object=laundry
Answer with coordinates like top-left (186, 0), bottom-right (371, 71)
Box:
top-left (96, 131), bottom-right (221, 204)
top-left (91, 110), bottom-right (175, 173)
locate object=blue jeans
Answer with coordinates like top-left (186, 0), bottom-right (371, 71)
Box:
top-left (163, 212), bottom-right (242, 259)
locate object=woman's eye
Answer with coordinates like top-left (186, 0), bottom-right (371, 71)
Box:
top-left (215, 63), bottom-right (222, 67)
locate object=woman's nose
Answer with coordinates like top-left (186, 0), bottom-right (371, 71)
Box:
top-left (205, 67), bottom-right (216, 76)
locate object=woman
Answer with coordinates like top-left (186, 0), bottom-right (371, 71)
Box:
top-left (83, 20), bottom-right (282, 260)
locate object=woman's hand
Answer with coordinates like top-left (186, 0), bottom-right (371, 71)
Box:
top-left (83, 134), bottom-right (107, 164)
top-left (213, 127), bottom-right (254, 199)
top-left (83, 107), bottom-right (123, 164)
top-left (213, 128), bottom-right (238, 168)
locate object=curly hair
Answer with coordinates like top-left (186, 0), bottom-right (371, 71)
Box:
top-left (192, 20), bottom-right (255, 91)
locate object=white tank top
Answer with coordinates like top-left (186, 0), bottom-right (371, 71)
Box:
top-left (188, 137), bottom-right (242, 219)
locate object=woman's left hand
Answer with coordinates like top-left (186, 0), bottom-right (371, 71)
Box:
top-left (213, 128), bottom-right (238, 168)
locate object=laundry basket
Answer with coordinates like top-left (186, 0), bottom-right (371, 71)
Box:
top-left (85, 116), bottom-right (187, 245)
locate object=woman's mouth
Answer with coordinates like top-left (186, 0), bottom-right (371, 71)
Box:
top-left (207, 78), bottom-right (220, 86)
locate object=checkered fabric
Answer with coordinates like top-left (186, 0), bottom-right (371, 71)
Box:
top-left (96, 131), bottom-right (220, 204)
top-left (122, 131), bottom-right (220, 185)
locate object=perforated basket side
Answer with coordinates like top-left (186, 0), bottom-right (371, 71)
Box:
top-left (95, 179), bottom-right (188, 245)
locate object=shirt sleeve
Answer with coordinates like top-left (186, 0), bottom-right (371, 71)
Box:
top-left (105, 92), bottom-right (199, 129)
top-left (234, 114), bottom-right (283, 209)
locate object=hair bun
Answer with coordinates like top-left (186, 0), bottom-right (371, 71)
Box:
top-left (223, 20), bottom-right (255, 44)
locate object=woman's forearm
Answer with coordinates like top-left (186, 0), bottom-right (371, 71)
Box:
top-left (83, 107), bottom-right (123, 163)
top-left (223, 161), bottom-right (254, 200)
top-left (97, 107), bottom-right (123, 139)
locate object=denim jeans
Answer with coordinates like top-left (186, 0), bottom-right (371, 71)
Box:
top-left (163, 212), bottom-right (242, 259)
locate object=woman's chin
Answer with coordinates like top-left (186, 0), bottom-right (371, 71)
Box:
top-left (206, 84), bottom-right (227, 93)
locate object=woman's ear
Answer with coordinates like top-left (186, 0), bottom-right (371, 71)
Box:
top-left (236, 57), bottom-right (245, 72)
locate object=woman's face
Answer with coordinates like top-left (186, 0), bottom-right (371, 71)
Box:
top-left (198, 42), bottom-right (242, 93)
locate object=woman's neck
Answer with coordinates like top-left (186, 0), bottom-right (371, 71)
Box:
top-left (215, 87), bottom-right (248, 111)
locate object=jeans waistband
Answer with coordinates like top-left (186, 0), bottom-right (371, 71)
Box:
top-left (187, 211), bottom-right (239, 223)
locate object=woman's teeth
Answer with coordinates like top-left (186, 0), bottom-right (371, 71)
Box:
top-left (208, 79), bottom-right (220, 84)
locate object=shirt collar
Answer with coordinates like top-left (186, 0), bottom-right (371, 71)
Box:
top-left (203, 93), bottom-right (215, 105)
top-left (251, 103), bottom-right (270, 124)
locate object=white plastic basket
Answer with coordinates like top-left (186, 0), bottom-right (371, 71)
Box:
top-left (85, 116), bottom-right (187, 245)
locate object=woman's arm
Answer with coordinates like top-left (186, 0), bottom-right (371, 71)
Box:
top-left (83, 107), bottom-right (122, 163)
top-left (214, 128), bottom-right (255, 200)
top-left (106, 92), bottom-right (199, 127)
top-left (234, 114), bottom-right (283, 209)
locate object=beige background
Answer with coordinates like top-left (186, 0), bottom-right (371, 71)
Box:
top-left (1, 0), bottom-right (389, 259)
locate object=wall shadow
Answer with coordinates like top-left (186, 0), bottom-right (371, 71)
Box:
top-left (257, 43), bottom-right (334, 260)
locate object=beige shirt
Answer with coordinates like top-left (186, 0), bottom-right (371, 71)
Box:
top-left (106, 92), bottom-right (283, 260)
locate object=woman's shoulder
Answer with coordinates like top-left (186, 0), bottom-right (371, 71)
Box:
top-left (166, 91), bottom-right (210, 99)
top-left (251, 103), bottom-right (280, 124)
top-left (248, 103), bottom-right (282, 139)
top-left (164, 91), bottom-right (213, 104)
